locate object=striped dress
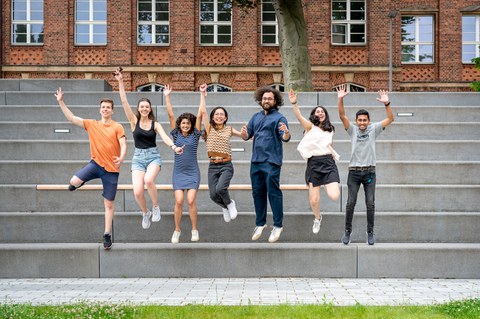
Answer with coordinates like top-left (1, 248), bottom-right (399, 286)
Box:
top-left (170, 128), bottom-right (202, 190)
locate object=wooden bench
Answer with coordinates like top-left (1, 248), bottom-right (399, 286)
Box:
top-left (36, 184), bottom-right (309, 191)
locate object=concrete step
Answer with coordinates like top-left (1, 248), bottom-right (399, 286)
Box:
top-left (0, 79), bottom-right (112, 92)
top-left (2, 103), bottom-right (480, 123)
top-left (2, 139), bottom-right (480, 161)
top-left (1, 121), bottom-right (479, 140)
top-left (0, 242), bottom-right (478, 278)
top-left (1, 212), bottom-right (478, 244)
top-left (1, 160), bottom-right (478, 185)
top-left (0, 184), bottom-right (478, 212)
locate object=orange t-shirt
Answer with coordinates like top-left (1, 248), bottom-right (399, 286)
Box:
top-left (83, 119), bottom-right (126, 173)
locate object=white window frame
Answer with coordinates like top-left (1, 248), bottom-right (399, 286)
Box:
top-left (11, 0), bottom-right (44, 45)
top-left (199, 0), bottom-right (232, 46)
top-left (332, 83), bottom-right (366, 92)
top-left (462, 15), bottom-right (480, 63)
top-left (401, 15), bottom-right (434, 64)
top-left (75, 0), bottom-right (107, 45)
top-left (137, 0), bottom-right (170, 45)
top-left (270, 83), bottom-right (284, 92)
top-left (137, 83), bottom-right (164, 92)
top-left (207, 83), bottom-right (232, 92)
top-left (331, 0), bottom-right (366, 45)
top-left (261, 0), bottom-right (278, 46)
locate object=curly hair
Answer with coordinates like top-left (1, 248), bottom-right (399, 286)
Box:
top-left (254, 86), bottom-right (283, 108)
top-left (309, 106), bottom-right (335, 133)
top-left (175, 112), bottom-right (197, 135)
top-left (135, 98), bottom-right (156, 121)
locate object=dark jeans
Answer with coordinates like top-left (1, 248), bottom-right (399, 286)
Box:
top-left (345, 168), bottom-right (376, 233)
top-left (208, 162), bottom-right (234, 209)
top-left (250, 162), bottom-right (283, 228)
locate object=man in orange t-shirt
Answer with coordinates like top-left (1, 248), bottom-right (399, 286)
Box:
top-left (55, 88), bottom-right (127, 250)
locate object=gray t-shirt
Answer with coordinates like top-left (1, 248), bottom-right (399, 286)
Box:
top-left (347, 121), bottom-right (383, 167)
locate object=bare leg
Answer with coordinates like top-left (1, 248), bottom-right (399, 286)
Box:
top-left (173, 190), bottom-right (184, 232)
top-left (186, 189), bottom-right (198, 230)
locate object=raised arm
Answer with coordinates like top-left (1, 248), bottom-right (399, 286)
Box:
top-left (336, 84), bottom-right (350, 130)
top-left (289, 89), bottom-right (312, 131)
top-left (154, 122), bottom-right (184, 154)
top-left (164, 84), bottom-right (176, 130)
top-left (114, 67), bottom-right (136, 131)
top-left (376, 90), bottom-right (395, 128)
top-left (54, 88), bottom-right (84, 127)
top-left (199, 84), bottom-right (210, 133)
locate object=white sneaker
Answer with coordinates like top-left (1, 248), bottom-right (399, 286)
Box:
top-left (227, 199), bottom-right (238, 220)
top-left (191, 230), bottom-right (199, 242)
top-left (171, 230), bottom-right (181, 244)
top-left (312, 216), bottom-right (322, 234)
top-left (152, 205), bottom-right (161, 222)
top-left (268, 226), bottom-right (283, 243)
top-left (252, 225), bottom-right (267, 241)
top-left (222, 207), bottom-right (231, 223)
top-left (142, 210), bottom-right (152, 229)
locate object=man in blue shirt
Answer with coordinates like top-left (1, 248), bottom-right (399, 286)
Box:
top-left (241, 87), bottom-right (291, 243)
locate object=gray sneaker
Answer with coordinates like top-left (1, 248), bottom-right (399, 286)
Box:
top-left (142, 210), bottom-right (152, 229)
top-left (152, 205), bottom-right (161, 222)
top-left (367, 231), bottom-right (375, 245)
top-left (342, 230), bottom-right (351, 245)
top-left (312, 216), bottom-right (322, 234)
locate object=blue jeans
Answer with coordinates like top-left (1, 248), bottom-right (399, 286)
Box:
top-left (345, 168), bottom-right (376, 233)
top-left (208, 162), bottom-right (234, 209)
top-left (250, 162), bottom-right (283, 228)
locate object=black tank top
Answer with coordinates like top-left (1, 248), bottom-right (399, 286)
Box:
top-left (133, 120), bottom-right (157, 149)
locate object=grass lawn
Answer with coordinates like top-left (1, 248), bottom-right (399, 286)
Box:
top-left (1, 298), bottom-right (479, 319)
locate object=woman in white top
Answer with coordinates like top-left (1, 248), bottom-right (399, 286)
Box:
top-left (289, 89), bottom-right (340, 234)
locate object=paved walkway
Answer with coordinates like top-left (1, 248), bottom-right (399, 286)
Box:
top-left (1, 278), bottom-right (479, 306)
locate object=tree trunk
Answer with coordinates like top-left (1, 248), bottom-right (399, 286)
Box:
top-left (272, 0), bottom-right (313, 91)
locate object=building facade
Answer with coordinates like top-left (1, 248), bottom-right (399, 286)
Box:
top-left (1, 0), bottom-right (479, 92)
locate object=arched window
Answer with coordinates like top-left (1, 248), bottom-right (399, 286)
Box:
top-left (207, 83), bottom-right (232, 92)
top-left (269, 83), bottom-right (285, 92)
top-left (332, 83), bottom-right (366, 92)
top-left (137, 83), bottom-right (164, 92)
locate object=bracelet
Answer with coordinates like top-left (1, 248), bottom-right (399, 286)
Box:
top-left (384, 102), bottom-right (391, 107)
top-left (171, 145), bottom-right (176, 151)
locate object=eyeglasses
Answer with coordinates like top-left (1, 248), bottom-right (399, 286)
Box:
top-left (262, 97), bottom-right (275, 101)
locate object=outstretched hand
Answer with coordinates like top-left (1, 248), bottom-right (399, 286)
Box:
top-left (174, 144), bottom-right (185, 155)
top-left (54, 88), bottom-right (64, 102)
top-left (240, 124), bottom-right (248, 140)
top-left (288, 89), bottom-right (297, 105)
top-left (376, 90), bottom-right (390, 105)
top-left (113, 67), bottom-right (123, 81)
top-left (163, 84), bottom-right (172, 97)
top-left (199, 83), bottom-right (207, 97)
top-left (336, 84), bottom-right (349, 99)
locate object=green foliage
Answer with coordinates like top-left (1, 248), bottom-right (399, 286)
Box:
top-left (435, 298), bottom-right (480, 319)
top-left (471, 57), bottom-right (480, 92)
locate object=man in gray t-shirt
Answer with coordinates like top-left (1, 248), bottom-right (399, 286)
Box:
top-left (336, 84), bottom-right (395, 245)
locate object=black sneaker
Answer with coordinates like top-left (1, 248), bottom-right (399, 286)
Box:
top-left (103, 233), bottom-right (112, 250)
top-left (341, 230), bottom-right (351, 245)
top-left (367, 231), bottom-right (375, 245)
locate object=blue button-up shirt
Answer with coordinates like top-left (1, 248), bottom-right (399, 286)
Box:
top-left (246, 108), bottom-right (290, 166)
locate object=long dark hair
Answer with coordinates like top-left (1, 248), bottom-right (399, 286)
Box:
top-left (135, 98), bottom-right (156, 121)
top-left (209, 106), bottom-right (229, 128)
top-left (309, 106), bottom-right (334, 132)
top-left (254, 86), bottom-right (283, 108)
top-left (175, 112), bottom-right (196, 135)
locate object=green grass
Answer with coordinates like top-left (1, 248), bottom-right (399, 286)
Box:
top-left (1, 298), bottom-right (479, 319)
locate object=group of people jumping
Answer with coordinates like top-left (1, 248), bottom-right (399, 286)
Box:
top-left (54, 68), bottom-right (394, 250)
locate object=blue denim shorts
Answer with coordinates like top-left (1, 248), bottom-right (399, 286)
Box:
top-left (131, 147), bottom-right (162, 172)
top-left (75, 160), bottom-right (119, 201)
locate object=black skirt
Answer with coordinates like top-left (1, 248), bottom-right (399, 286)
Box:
top-left (305, 154), bottom-right (340, 187)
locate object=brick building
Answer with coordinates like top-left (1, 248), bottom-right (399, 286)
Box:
top-left (1, 0), bottom-right (479, 92)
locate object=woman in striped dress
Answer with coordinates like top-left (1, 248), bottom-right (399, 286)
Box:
top-left (199, 84), bottom-right (243, 223)
top-left (165, 84), bottom-right (203, 244)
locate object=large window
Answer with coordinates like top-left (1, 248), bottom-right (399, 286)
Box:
top-left (332, 83), bottom-right (366, 92)
top-left (331, 0), bottom-right (366, 45)
top-left (262, 0), bottom-right (278, 45)
top-left (462, 15), bottom-right (480, 63)
top-left (401, 15), bottom-right (434, 63)
top-left (75, 0), bottom-right (107, 45)
top-left (137, 83), bottom-right (164, 92)
top-left (11, 0), bottom-right (44, 44)
top-left (138, 0), bottom-right (170, 45)
top-left (200, 0), bottom-right (232, 45)
top-left (207, 84), bottom-right (232, 92)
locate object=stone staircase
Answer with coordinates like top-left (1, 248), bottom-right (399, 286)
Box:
top-left (0, 79), bottom-right (479, 278)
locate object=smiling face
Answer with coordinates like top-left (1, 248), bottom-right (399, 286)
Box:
top-left (179, 118), bottom-right (192, 135)
top-left (313, 107), bottom-right (326, 123)
top-left (99, 101), bottom-right (114, 119)
top-left (137, 100), bottom-right (152, 119)
top-left (210, 107), bottom-right (228, 127)
top-left (356, 114), bottom-right (370, 131)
